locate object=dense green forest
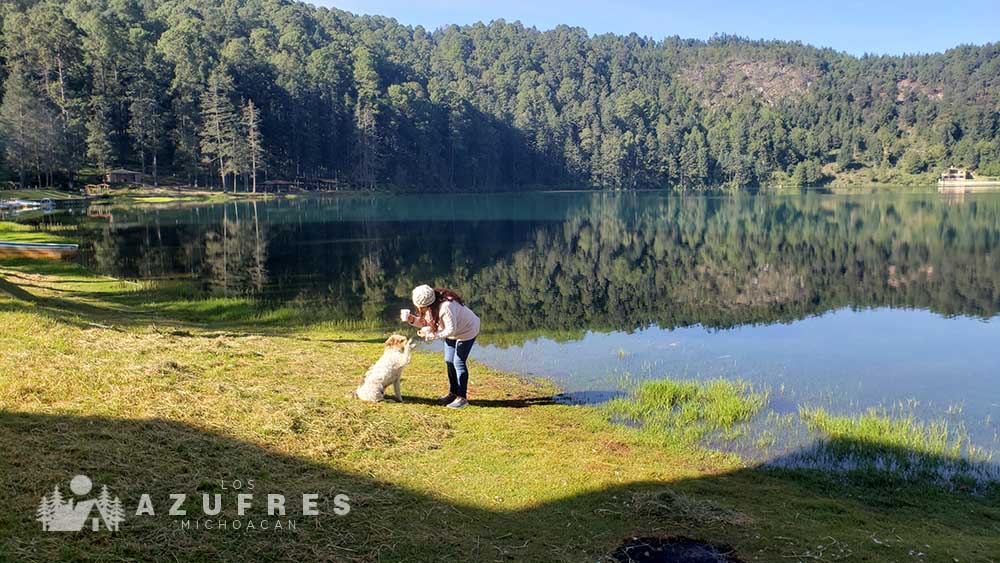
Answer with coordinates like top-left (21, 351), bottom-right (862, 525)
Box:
top-left (1, 0), bottom-right (999, 191)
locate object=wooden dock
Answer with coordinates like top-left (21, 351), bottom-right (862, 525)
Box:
top-left (0, 241), bottom-right (79, 259)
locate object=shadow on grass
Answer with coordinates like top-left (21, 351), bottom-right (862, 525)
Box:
top-left (403, 395), bottom-right (556, 409)
top-left (0, 275), bottom-right (157, 331)
top-left (2, 411), bottom-right (999, 562)
top-left (0, 259), bottom-right (375, 336)
top-left (0, 276), bottom-right (37, 302)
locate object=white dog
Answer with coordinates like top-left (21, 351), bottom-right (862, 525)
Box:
top-left (353, 334), bottom-right (415, 402)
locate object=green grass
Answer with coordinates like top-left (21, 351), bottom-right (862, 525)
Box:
top-left (802, 406), bottom-right (970, 460)
top-left (0, 189), bottom-right (82, 201)
top-left (798, 406), bottom-right (997, 487)
top-left (605, 378), bottom-right (768, 448)
top-left (124, 195), bottom-right (200, 203)
top-left (0, 259), bottom-right (998, 561)
top-left (0, 221), bottom-right (77, 244)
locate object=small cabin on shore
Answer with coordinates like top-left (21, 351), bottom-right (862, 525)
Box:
top-left (105, 169), bottom-right (142, 184)
top-left (940, 167), bottom-right (972, 181)
top-left (262, 179), bottom-right (299, 192)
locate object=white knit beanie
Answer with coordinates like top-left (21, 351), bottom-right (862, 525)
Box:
top-left (411, 284), bottom-right (436, 308)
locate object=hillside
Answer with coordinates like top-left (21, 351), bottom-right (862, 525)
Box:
top-left (0, 0), bottom-right (998, 190)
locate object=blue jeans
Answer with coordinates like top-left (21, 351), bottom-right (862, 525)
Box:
top-left (444, 338), bottom-right (476, 398)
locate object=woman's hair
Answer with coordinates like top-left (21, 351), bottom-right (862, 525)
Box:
top-left (426, 288), bottom-right (463, 332)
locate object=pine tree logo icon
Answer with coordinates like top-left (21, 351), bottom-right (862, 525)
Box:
top-left (37, 475), bottom-right (125, 532)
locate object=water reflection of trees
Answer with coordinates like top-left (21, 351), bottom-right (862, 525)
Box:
top-left (200, 203), bottom-right (269, 295)
top-left (457, 194), bottom-right (1000, 333)
top-left (88, 202), bottom-right (270, 297)
top-left (81, 194), bottom-right (1000, 336)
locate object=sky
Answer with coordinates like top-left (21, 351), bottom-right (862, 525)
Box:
top-left (313, 0), bottom-right (999, 56)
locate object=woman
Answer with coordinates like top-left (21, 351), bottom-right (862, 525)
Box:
top-left (409, 284), bottom-right (480, 409)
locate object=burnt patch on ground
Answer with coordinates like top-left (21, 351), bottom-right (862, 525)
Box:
top-left (610, 536), bottom-right (744, 563)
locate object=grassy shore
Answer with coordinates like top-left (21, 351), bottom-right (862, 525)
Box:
top-left (0, 186), bottom-right (285, 206)
top-left (1, 256), bottom-right (999, 561)
top-left (0, 189), bottom-right (85, 201)
top-left (0, 222), bottom-right (78, 244)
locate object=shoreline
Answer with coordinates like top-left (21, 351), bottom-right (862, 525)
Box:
top-left (1, 180), bottom-right (990, 205)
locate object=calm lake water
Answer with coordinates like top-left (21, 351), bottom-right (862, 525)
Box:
top-left (28, 190), bottom-right (1000, 467)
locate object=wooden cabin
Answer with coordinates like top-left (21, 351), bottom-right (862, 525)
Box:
top-left (262, 179), bottom-right (298, 192)
top-left (105, 169), bottom-right (142, 184)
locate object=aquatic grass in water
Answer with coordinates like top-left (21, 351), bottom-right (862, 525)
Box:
top-left (786, 406), bottom-right (1000, 487)
top-left (607, 374), bottom-right (999, 488)
top-left (604, 378), bottom-right (768, 447)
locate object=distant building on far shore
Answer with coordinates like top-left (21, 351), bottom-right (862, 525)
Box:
top-left (938, 166), bottom-right (1000, 192)
top-left (105, 169), bottom-right (142, 184)
top-left (940, 167), bottom-right (972, 181)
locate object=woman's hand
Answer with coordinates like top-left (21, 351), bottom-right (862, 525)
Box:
top-left (417, 326), bottom-right (434, 340)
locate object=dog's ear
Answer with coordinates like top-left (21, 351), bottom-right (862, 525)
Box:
top-left (384, 334), bottom-right (408, 351)
top-left (406, 338), bottom-right (415, 349)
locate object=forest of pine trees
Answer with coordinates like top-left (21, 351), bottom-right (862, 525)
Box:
top-left (0, 0), bottom-right (998, 191)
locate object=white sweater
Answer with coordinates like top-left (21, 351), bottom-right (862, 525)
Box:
top-left (430, 300), bottom-right (480, 341)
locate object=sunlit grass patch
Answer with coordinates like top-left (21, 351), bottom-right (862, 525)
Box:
top-left (125, 196), bottom-right (199, 203)
top-left (0, 221), bottom-right (77, 244)
top-left (0, 189), bottom-right (80, 201)
top-left (604, 378), bottom-right (768, 447)
top-left (792, 406), bottom-right (999, 487)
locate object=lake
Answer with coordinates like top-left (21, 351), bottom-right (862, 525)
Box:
top-left (27, 190), bottom-right (1000, 469)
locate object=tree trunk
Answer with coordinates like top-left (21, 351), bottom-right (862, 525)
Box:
top-left (153, 153), bottom-right (158, 187)
top-left (56, 55), bottom-right (68, 123)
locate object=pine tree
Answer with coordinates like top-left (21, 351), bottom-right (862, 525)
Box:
top-left (96, 485), bottom-right (113, 530)
top-left (353, 46), bottom-right (382, 189)
top-left (49, 486), bottom-right (64, 515)
top-left (86, 96), bottom-right (115, 173)
top-left (836, 143), bottom-right (853, 172)
top-left (128, 77), bottom-right (164, 186)
top-left (242, 99), bottom-right (264, 193)
top-left (36, 492), bottom-right (55, 530)
top-left (0, 69), bottom-right (57, 187)
top-left (108, 496), bottom-right (125, 531)
top-left (200, 68), bottom-right (239, 192)
top-left (172, 92), bottom-right (201, 186)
